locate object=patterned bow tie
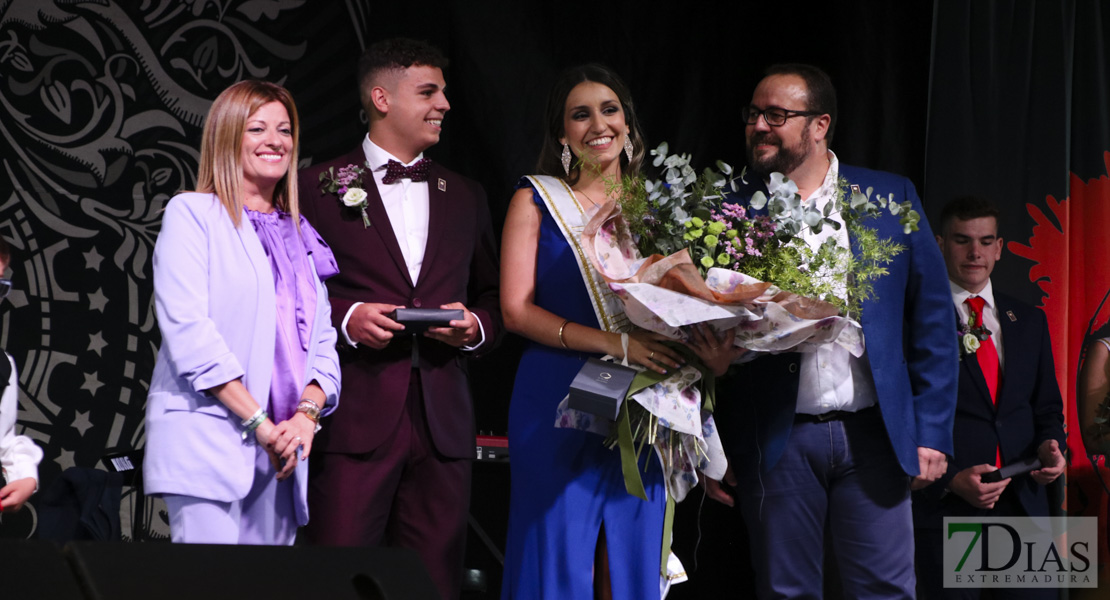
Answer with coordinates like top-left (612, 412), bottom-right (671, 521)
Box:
top-left (381, 158), bottom-right (431, 184)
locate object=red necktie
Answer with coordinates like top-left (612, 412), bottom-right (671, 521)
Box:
top-left (966, 296), bottom-right (1002, 467)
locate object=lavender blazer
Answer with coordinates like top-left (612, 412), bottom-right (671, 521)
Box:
top-left (144, 193), bottom-right (341, 526)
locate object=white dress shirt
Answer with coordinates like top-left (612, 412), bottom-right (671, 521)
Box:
top-left (795, 151), bottom-right (878, 415)
top-left (364, 137), bottom-right (431, 285)
top-left (950, 278), bottom-right (1005, 371)
top-left (1, 354), bottom-right (41, 487)
top-left (339, 135), bottom-right (484, 350)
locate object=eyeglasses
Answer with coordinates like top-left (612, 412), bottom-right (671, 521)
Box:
top-left (0, 279), bottom-right (10, 300)
top-left (742, 105), bottom-right (823, 127)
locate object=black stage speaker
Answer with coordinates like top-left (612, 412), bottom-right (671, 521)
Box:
top-left (65, 541), bottom-right (441, 600)
top-left (1, 539), bottom-right (86, 598)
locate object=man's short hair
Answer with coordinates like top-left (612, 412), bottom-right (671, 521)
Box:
top-left (764, 63), bottom-right (837, 144)
top-left (357, 38), bottom-right (448, 110)
top-left (937, 196), bottom-right (1001, 236)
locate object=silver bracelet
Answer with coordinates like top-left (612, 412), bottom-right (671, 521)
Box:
top-left (296, 398), bottom-right (321, 412)
top-left (241, 408), bottom-right (267, 440)
top-left (296, 400), bottom-right (322, 434)
top-left (241, 407), bottom-right (263, 427)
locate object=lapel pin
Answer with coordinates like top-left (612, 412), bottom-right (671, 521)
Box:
top-left (1006, 310), bottom-right (1016, 322)
top-left (850, 184), bottom-right (861, 194)
top-left (438, 178), bottom-right (446, 192)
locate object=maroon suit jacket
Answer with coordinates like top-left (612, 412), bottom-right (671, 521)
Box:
top-left (297, 148), bottom-right (501, 459)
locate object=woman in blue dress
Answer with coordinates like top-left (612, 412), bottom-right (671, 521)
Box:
top-left (499, 64), bottom-right (688, 599)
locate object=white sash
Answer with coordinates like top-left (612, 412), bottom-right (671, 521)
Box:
top-left (525, 175), bottom-right (630, 334)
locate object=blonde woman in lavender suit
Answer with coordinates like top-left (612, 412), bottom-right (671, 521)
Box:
top-left (144, 80), bottom-right (341, 544)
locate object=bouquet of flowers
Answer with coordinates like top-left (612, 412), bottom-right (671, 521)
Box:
top-left (564, 142), bottom-right (919, 502)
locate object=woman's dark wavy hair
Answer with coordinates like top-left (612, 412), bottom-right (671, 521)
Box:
top-left (535, 64), bottom-right (646, 185)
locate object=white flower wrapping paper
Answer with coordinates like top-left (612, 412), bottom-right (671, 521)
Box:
top-left (554, 199), bottom-right (865, 502)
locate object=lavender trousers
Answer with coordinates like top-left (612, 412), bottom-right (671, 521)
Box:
top-left (163, 443), bottom-right (297, 545)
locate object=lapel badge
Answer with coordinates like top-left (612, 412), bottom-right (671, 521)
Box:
top-left (850, 184), bottom-right (862, 194)
top-left (438, 178), bottom-right (447, 192)
top-left (1006, 310), bottom-right (1017, 322)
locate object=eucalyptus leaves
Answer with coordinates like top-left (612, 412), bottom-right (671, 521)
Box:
top-left (750, 172), bottom-right (921, 237)
top-left (616, 142), bottom-right (922, 320)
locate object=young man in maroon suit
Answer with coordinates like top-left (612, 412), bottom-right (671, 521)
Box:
top-left (297, 38), bottom-right (501, 600)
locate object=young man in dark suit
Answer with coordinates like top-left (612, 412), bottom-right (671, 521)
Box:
top-left (297, 38), bottom-right (501, 600)
top-left (912, 196), bottom-right (1065, 599)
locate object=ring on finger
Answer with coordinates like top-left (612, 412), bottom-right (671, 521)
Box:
top-left (649, 351), bottom-right (655, 360)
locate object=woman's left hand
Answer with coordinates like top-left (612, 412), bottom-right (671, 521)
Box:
top-left (685, 324), bottom-right (747, 377)
top-left (267, 413), bottom-right (316, 480)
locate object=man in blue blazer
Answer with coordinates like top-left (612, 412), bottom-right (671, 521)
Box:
top-left (707, 64), bottom-right (958, 598)
top-left (911, 197), bottom-right (1065, 599)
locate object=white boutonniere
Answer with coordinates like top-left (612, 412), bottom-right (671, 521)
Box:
top-left (957, 311), bottom-right (991, 360)
top-left (960, 332), bottom-right (981, 355)
top-left (320, 163), bottom-right (372, 228)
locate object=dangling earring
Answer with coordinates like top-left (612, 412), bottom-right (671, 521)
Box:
top-left (561, 143), bottom-right (572, 176)
top-left (623, 134), bottom-right (634, 162)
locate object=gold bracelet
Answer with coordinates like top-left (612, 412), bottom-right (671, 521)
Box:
top-left (296, 400), bottom-right (321, 424)
top-left (558, 319), bottom-right (570, 349)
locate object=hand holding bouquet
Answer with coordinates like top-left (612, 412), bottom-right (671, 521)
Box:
top-left (558, 142), bottom-right (919, 502)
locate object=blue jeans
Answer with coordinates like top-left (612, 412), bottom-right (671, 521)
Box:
top-left (736, 408), bottom-right (915, 599)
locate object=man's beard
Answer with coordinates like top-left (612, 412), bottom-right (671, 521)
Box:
top-left (745, 127), bottom-right (810, 179)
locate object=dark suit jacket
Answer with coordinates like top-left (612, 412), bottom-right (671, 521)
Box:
top-left (297, 148), bottom-right (502, 459)
top-left (717, 164), bottom-right (959, 477)
top-left (912, 291), bottom-right (1066, 525)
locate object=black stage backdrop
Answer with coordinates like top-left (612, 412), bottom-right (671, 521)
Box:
top-left (926, 1), bottom-right (1110, 594)
top-left (6, 0), bottom-right (1104, 596)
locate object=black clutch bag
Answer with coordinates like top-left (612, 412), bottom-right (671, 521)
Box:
top-left (390, 308), bottom-right (464, 333)
top-left (568, 358), bottom-right (638, 420)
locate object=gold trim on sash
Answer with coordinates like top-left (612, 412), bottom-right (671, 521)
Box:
top-left (526, 175), bottom-right (630, 334)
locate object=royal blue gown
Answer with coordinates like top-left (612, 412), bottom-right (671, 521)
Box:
top-left (500, 181), bottom-right (667, 600)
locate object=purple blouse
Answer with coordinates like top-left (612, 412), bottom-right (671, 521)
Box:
top-left (245, 208), bottom-right (339, 422)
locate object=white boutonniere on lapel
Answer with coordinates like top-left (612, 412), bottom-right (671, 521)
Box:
top-left (319, 162), bottom-right (372, 228)
top-left (957, 311), bottom-right (991, 360)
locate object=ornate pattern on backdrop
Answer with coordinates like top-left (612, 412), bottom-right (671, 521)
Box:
top-left (926, 0), bottom-right (1110, 582)
top-left (0, 0), bottom-right (367, 538)
top-left (0, 2), bottom-right (936, 553)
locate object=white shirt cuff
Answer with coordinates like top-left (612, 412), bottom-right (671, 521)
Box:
top-left (340, 302), bottom-right (363, 347)
top-left (461, 316), bottom-right (486, 352)
top-left (344, 301), bottom-right (485, 351)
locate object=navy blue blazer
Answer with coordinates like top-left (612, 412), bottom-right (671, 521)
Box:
top-left (912, 291), bottom-right (1066, 525)
top-left (717, 164), bottom-right (959, 477)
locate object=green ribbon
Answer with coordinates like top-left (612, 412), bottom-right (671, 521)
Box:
top-left (660, 494), bottom-right (676, 577)
top-left (614, 343), bottom-right (716, 499)
top-left (615, 400), bottom-right (648, 500)
top-left (609, 341), bottom-right (719, 576)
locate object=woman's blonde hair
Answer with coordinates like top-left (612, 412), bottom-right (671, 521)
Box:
top-left (194, 80), bottom-right (301, 227)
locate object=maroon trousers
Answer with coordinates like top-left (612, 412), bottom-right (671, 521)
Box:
top-left (306, 372), bottom-right (471, 600)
